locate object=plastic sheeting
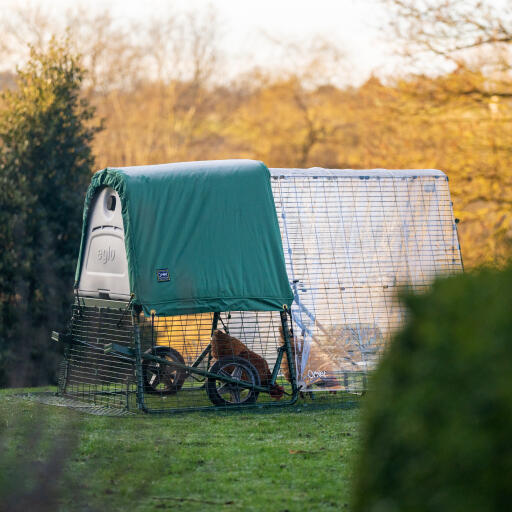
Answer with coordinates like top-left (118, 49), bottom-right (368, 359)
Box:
top-left (270, 168), bottom-right (463, 390)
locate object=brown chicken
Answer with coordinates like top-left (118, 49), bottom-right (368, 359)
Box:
top-left (211, 330), bottom-right (284, 399)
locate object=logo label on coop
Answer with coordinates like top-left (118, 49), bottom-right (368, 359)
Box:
top-left (97, 247), bottom-right (115, 264)
top-left (156, 269), bottom-right (170, 282)
top-left (308, 370), bottom-right (327, 380)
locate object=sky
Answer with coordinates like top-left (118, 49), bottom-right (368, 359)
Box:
top-left (0, 0), bottom-right (393, 86)
top-left (216, 0), bottom-right (393, 84)
top-left (144, 0), bottom-right (392, 84)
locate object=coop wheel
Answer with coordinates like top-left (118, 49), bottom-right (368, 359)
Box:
top-left (142, 346), bottom-right (186, 395)
top-left (206, 356), bottom-right (260, 406)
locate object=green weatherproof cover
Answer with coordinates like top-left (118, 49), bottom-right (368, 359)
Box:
top-left (75, 160), bottom-right (293, 316)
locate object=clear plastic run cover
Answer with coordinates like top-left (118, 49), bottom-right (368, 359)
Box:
top-left (270, 168), bottom-right (462, 392)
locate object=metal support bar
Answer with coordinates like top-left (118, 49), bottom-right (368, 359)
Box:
top-left (205, 311), bottom-right (221, 370)
top-left (280, 309), bottom-right (298, 398)
top-left (191, 343), bottom-right (212, 369)
top-left (270, 346), bottom-right (286, 386)
top-left (105, 336), bottom-right (269, 394)
top-left (142, 352), bottom-right (269, 394)
top-left (104, 342), bottom-right (135, 358)
top-left (53, 331), bottom-right (113, 356)
top-left (132, 320), bottom-right (148, 413)
top-left (210, 312), bottom-right (220, 335)
top-left (150, 310), bottom-right (155, 349)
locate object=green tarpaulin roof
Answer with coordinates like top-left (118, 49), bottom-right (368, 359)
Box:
top-left (75, 159), bottom-right (293, 316)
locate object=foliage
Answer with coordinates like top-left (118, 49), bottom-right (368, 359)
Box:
top-left (1, 392), bottom-right (359, 511)
top-left (0, 38), bottom-right (100, 387)
top-left (383, 0), bottom-right (512, 77)
top-left (380, 0), bottom-right (512, 265)
top-left (89, 70), bottom-right (512, 267)
top-left (352, 266), bottom-right (512, 512)
top-left (0, 4), bottom-right (510, 270)
top-left (1, 3), bottom-right (512, 387)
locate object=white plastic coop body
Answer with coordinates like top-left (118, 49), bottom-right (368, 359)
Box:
top-left (77, 186), bottom-right (130, 300)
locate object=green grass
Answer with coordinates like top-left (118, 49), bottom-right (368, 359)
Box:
top-left (0, 388), bottom-right (361, 512)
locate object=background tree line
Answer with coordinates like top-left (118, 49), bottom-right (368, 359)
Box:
top-left (0, 0), bottom-right (511, 386)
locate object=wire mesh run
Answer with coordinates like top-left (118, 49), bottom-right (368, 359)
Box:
top-left (58, 302), bottom-right (136, 410)
top-left (21, 392), bottom-right (135, 416)
top-left (270, 169), bottom-right (463, 391)
top-left (58, 301), bottom-right (297, 413)
top-left (135, 310), bottom-right (297, 413)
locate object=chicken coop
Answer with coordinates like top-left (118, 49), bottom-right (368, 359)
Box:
top-left (52, 160), bottom-right (462, 413)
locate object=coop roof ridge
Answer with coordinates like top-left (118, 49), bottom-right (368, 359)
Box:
top-left (104, 158), bottom-right (268, 177)
top-left (269, 167), bottom-right (446, 178)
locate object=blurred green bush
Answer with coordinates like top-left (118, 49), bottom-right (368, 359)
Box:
top-left (352, 267), bottom-right (512, 512)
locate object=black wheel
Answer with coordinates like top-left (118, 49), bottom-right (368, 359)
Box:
top-left (142, 346), bottom-right (187, 395)
top-left (206, 356), bottom-right (260, 406)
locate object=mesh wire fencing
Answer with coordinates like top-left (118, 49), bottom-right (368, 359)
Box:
top-left (136, 310), bottom-right (296, 413)
top-left (270, 170), bottom-right (463, 391)
top-left (58, 303), bottom-right (297, 413)
top-left (21, 392), bottom-right (135, 416)
top-left (59, 302), bottom-right (136, 410)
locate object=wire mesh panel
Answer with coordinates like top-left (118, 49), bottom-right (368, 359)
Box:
top-left (136, 310), bottom-right (296, 412)
top-left (270, 169), bottom-right (463, 392)
top-left (58, 301), bottom-right (296, 413)
top-left (59, 301), bottom-right (136, 410)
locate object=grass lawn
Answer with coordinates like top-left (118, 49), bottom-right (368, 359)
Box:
top-left (0, 388), bottom-right (361, 512)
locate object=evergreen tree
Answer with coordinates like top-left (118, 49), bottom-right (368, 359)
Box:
top-left (0, 38), bottom-right (100, 386)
